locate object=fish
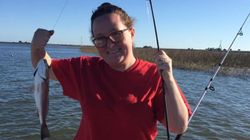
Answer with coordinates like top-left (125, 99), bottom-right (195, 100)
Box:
top-left (33, 59), bottom-right (50, 140)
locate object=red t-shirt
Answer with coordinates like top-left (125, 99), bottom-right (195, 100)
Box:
top-left (51, 56), bottom-right (191, 140)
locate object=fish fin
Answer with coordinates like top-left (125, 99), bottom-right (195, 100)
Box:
top-left (34, 59), bottom-right (48, 79)
top-left (34, 67), bottom-right (38, 77)
top-left (41, 123), bottom-right (50, 140)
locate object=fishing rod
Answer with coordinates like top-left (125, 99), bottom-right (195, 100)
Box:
top-left (147, 0), bottom-right (170, 140)
top-left (52, 0), bottom-right (69, 30)
top-left (175, 11), bottom-right (250, 140)
top-left (148, 0), bottom-right (160, 51)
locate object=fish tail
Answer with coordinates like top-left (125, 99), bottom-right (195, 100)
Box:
top-left (41, 123), bottom-right (50, 140)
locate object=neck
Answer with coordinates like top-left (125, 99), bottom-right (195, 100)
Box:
top-left (111, 57), bottom-right (136, 72)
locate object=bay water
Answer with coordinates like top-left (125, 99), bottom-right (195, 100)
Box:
top-left (0, 43), bottom-right (249, 140)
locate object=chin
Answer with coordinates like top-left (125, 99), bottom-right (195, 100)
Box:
top-left (106, 57), bottom-right (125, 66)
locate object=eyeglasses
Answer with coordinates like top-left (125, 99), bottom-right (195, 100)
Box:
top-left (92, 28), bottom-right (130, 48)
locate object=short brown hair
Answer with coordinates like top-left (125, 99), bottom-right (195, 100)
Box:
top-left (91, 2), bottom-right (134, 37)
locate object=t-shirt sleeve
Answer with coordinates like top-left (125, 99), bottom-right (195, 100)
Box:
top-left (51, 58), bottom-right (82, 101)
top-left (154, 80), bottom-right (192, 122)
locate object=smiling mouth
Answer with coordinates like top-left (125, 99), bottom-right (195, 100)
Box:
top-left (107, 51), bottom-right (119, 55)
top-left (107, 48), bottom-right (122, 55)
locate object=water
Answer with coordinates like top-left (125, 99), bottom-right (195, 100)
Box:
top-left (0, 43), bottom-right (249, 140)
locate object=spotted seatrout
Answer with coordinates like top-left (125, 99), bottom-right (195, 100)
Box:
top-left (34, 59), bottom-right (50, 140)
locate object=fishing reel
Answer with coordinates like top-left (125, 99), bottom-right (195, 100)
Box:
top-left (238, 29), bottom-right (243, 36)
top-left (209, 85), bottom-right (215, 91)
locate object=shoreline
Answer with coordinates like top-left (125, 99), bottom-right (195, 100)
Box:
top-left (2, 42), bottom-right (249, 76)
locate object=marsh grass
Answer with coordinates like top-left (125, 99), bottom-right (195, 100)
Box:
top-left (80, 46), bottom-right (250, 76)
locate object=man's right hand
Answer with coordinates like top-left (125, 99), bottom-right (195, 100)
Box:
top-left (31, 28), bottom-right (54, 49)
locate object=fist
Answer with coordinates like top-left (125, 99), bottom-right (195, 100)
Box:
top-left (155, 50), bottom-right (173, 78)
top-left (31, 28), bottom-right (54, 48)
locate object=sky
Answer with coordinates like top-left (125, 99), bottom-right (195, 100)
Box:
top-left (1, 0), bottom-right (250, 51)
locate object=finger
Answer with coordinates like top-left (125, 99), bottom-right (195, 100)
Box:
top-left (158, 65), bottom-right (169, 71)
top-left (48, 30), bottom-right (54, 36)
top-left (155, 50), bottom-right (166, 55)
top-left (156, 56), bottom-right (169, 64)
top-left (32, 28), bottom-right (52, 47)
top-left (44, 37), bottom-right (50, 44)
top-left (159, 50), bottom-right (166, 55)
top-left (155, 56), bottom-right (163, 64)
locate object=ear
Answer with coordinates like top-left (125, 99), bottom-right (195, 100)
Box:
top-left (129, 27), bottom-right (135, 41)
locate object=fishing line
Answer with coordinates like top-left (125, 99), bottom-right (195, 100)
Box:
top-left (145, 1), bottom-right (152, 27)
top-left (52, 0), bottom-right (69, 30)
top-left (147, 0), bottom-right (170, 140)
top-left (175, 11), bottom-right (250, 140)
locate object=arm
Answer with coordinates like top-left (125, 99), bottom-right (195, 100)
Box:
top-left (155, 50), bottom-right (189, 134)
top-left (31, 28), bottom-right (57, 80)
